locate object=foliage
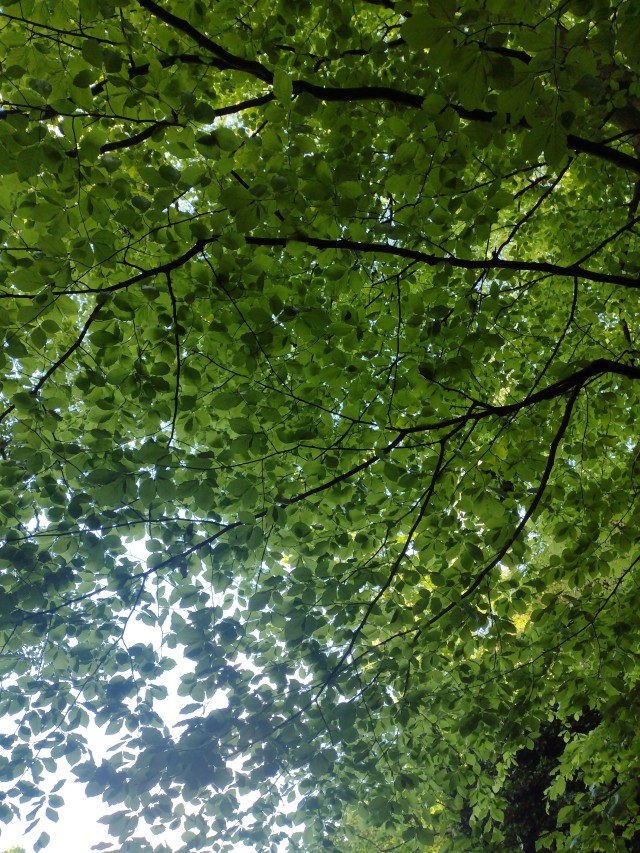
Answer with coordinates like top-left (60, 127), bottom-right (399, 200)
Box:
top-left (1, 0), bottom-right (640, 850)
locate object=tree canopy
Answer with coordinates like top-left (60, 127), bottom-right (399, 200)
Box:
top-left (1, 0), bottom-right (639, 850)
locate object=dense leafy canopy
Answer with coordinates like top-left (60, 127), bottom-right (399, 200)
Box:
top-left (1, 0), bottom-right (640, 850)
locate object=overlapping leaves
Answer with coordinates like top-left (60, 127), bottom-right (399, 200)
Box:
top-left (0, 0), bottom-right (639, 850)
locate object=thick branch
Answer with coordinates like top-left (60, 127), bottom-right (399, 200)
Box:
top-left (17, 355), bottom-right (639, 617)
top-left (99, 119), bottom-right (178, 154)
top-left (134, 0), bottom-right (640, 176)
top-left (136, 0), bottom-right (272, 82)
top-left (245, 236), bottom-right (640, 288)
top-left (395, 358), bottom-right (640, 442)
top-left (566, 132), bottom-right (640, 174)
top-left (61, 231), bottom-right (638, 302)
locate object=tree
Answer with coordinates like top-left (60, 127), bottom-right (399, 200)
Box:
top-left (0, 0), bottom-right (639, 850)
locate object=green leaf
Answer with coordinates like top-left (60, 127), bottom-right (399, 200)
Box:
top-left (34, 832), bottom-right (50, 852)
top-left (273, 68), bottom-right (293, 105)
top-left (545, 124), bottom-right (569, 170)
top-left (402, 11), bottom-right (446, 49)
top-left (220, 185), bottom-right (253, 210)
top-left (72, 70), bottom-right (96, 89)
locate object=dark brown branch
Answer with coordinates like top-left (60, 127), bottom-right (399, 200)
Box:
top-left (297, 89), bottom-right (640, 173)
top-left (566, 132), bottom-right (640, 174)
top-left (333, 440), bottom-right (448, 670)
top-left (496, 164), bottom-right (570, 257)
top-left (100, 119), bottom-right (178, 154)
top-left (91, 239), bottom-right (212, 294)
top-left (292, 80), bottom-right (423, 108)
top-left (0, 11), bottom-right (121, 42)
top-left (478, 42), bottom-right (532, 64)
top-left (412, 387), bottom-right (581, 642)
top-left (395, 358), bottom-right (640, 442)
top-left (135, 0), bottom-right (640, 176)
top-left (32, 302), bottom-right (102, 394)
top-left (359, 0), bottom-right (396, 9)
top-left (165, 271), bottom-right (181, 445)
top-left (0, 104), bottom-right (167, 125)
top-left (89, 53), bottom-right (230, 97)
top-left (244, 235), bottom-right (640, 288)
top-left (14, 353), bottom-right (637, 618)
top-left (136, 0), bottom-right (272, 82)
top-left (460, 387), bottom-right (581, 600)
top-left (526, 276), bottom-right (579, 395)
top-left (1, 51), bottom-right (637, 179)
top-left (211, 93), bottom-right (274, 117)
top-left (0, 302), bottom-right (102, 425)
top-left (573, 212), bottom-right (640, 267)
top-left (22, 520), bottom-right (244, 616)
